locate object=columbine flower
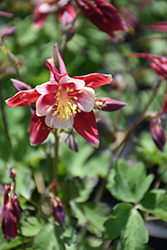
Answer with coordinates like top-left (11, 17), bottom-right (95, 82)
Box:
top-left (33, 0), bottom-right (76, 29)
top-left (75, 0), bottom-right (125, 38)
top-left (1, 186), bottom-right (20, 240)
top-left (150, 116), bottom-right (166, 152)
top-left (127, 51), bottom-right (167, 80)
top-left (127, 51), bottom-right (167, 113)
top-left (6, 44), bottom-right (112, 147)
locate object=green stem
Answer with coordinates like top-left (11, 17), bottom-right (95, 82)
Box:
top-left (0, 82), bottom-right (12, 151)
top-left (53, 129), bottom-right (59, 181)
top-left (116, 77), bottom-right (163, 157)
top-left (94, 78), bottom-right (164, 203)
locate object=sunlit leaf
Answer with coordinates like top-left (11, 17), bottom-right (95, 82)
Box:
top-left (33, 224), bottom-right (65, 250)
top-left (104, 203), bottom-right (133, 240)
top-left (118, 209), bottom-right (148, 250)
top-left (107, 160), bottom-right (153, 203)
top-left (139, 189), bottom-right (167, 221)
top-left (21, 217), bottom-right (44, 237)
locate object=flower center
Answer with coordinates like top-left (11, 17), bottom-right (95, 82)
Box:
top-left (49, 86), bottom-right (83, 122)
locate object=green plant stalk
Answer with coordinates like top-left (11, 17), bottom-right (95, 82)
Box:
top-left (117, 77), bottom-right (163, 157)
top-left (93, 77), bottom-right (164, 203)
top-left (0, 82), bottom-right (12, 151)
top-left (53, 128), bottom-right (59, 181)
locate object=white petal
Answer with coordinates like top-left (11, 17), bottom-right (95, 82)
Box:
top-left (45, 111), bottom-right (74, 129)
top-left (39, 3), bottom-right (58, 13)
top-left (36, 81), bottom-right (58, 94)
top-left (59, 75), bottom-right (85, 89)
top-left (76, 87), bottom-right (95, 112)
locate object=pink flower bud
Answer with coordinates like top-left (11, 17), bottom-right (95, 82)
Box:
top-left (50, 197), bottom-right (65, 229)
top-left (0, 26), bottom-right (16, 40)
top-left (95, 97), bottom-right (127, 112)
top-left (150, 117), bottom-right (166, 152)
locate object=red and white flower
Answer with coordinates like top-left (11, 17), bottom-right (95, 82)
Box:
top-left (6, 44), bottom-right (113, 147)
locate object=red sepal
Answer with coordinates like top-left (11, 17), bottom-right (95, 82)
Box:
top-left (73, 111), bottom-right (99, 147)
top-left (30, 112), bottom-right (52, 145)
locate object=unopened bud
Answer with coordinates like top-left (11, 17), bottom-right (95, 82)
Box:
top-left (0, 26), bottom-right (16, 40)
top-left (9, 167), bottom-right (16, 179)
top-left (150, 117), bottom-right (166, 151)
top-left (1, 187), bottom-right (21, 240)
top-left (50, 197), bottom-right (65, 229)
top-left (95, 97), bottom-right (127, 112)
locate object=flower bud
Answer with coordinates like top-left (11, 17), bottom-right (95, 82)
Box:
top-left (1, 186), bottom-right (21, 240)
top-left (9, 167), bottom-right (16, 179)
top-left (0, 26), bottom-right (16, 40)
top-left (150, 117), bottom-right (166, 152)
top-left (95, 97), bottom-right (127, 112)
top-left (50, 197), bottom-right (65, 229)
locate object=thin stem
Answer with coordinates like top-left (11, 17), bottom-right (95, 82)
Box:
top-left (53, 129), bottom-right (59, 181)
top-left (94, 78), bottom-right (164, 203)
top-left (0, 82), bottom-right (12, 151)
top-left (116, 77), bottom-right (163, 157)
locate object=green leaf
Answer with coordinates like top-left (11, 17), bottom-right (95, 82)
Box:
top-left (21, 217), bottom-right (44, 237)
top-left (103, 203), bottom-right (133, 240)
top-left (70, 200), bottom-right (87, 226)
top-left (15, 166), bottom-right (35, 200)
top-left (118, 209), bottom-right (148, 250)
top-left (71, 202), bottom-right (110, 235)
top-left (107, 160), bottom-right (153, 203)
top-left (139, 189), bottom-right (167, 221)
top-left (33, 223), bottom-right (65, 250)
top-left (63, 216), bottom-right (77, 246)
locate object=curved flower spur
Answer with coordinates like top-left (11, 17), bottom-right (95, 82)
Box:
top-left (6, 44), bottom-right (126, 147)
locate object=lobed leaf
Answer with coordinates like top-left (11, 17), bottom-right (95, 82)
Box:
top-left (33, 223), bottom-right (65, 250)
top-left (118, 209), bottom-right (148, 250)
top-left (103, 203), bottom-right (133, 240)
top-left (107, 160), bottom-right (153, 203)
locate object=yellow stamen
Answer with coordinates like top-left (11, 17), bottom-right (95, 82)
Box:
top-left (45, 105), bottom-right (50, 108)
top-left (49, 86), bottom-right (80, 122)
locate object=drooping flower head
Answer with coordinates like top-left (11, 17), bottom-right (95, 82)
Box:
top-left (6, 44), bottom-right (117, 147)
top-left (127, 51), bottom-right (167, 113)
top-left (127, 51), bottom-right (167, 80)
top-left (75, 0), bottom-right (125, 38)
